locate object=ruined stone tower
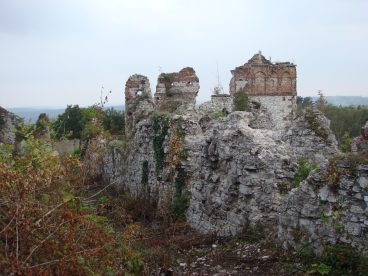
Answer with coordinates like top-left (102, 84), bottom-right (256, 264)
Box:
top-left (154, 67), bottom-right (199, 113)
top-left (124, 74), bottom-right (155, 134)
top-left (229, 51), bottom-right (297, 129)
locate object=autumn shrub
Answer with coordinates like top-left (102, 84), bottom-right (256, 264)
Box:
top-left (0, 135), bottom-right (123, 275)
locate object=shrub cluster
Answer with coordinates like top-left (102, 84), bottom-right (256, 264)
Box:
top-left (0, 135), bottom-right (121, 274)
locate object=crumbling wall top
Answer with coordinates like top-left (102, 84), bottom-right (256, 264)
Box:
top-left (154, 67), bottom-right (199, 113)
top-left (124, 74), bottom-right (155, 134)
top-left (125, 74), bottom-right (152, 100)
top-left (229, 51), bottom-right (297, 96)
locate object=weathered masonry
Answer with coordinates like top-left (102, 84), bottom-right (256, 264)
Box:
top-left (154, 67), bottom-right (199, 113)
top-left (229, 51), bottom-right (297, 130)
top-left (124, 74), bottom-right (155, 134)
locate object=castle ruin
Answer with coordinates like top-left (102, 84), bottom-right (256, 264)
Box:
top-left (107, 53), bottom-right (368, 254)
top-left (124, 52), bottom-right (296, 133)
top-left (230, 51), bottom-right (297, 129)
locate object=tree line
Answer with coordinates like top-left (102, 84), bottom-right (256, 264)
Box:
top-left (297, 95), bottom-right (368, 151)
top-left (9, 105), bottom-right (125, 142)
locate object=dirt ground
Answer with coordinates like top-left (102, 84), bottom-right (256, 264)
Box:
top-left (123, 222), bottom-right (309, 276)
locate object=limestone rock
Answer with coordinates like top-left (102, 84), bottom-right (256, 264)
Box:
top-left (0, 107), bottom-right (15, 145)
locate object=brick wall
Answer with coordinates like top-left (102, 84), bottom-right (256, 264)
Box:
top-left (229, 52), bottom-right (297, 97)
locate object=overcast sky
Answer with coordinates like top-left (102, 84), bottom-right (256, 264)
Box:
top-left (1, 0), bottom-right (368, 108)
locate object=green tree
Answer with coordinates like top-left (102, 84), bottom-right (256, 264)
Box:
top-left (315, 90), bottom-right (328, 110)
top-left (303, 97), bottom-right (314, 108)
top-left (319, 104), bottom-right (368, 145)
top-left (52, 105), bottom-right (84, 139)
top-left (233, 88), bottom-right (249, 111)
top-left (102, 107), bottom-right (125, 135)
top-left (80, 106), bottom-right (105, 140)
top-left (8, 112), bottom-right (27, 141)
top-left (34, 113), bottom-right (50, 138)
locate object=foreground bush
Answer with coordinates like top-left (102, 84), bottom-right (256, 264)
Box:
top-left (0, 135), bottom-right (121, 275)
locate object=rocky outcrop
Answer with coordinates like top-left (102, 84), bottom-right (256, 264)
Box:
top-left (283, 108), bottom-right (338, 163)
top-left (279, 155), bottom-right (368, 254)
top-left (352, 120), bottom-right (368, 152)
top-left (0, 107), bottom-right (15, 145)
top-left (187, 111), bottom-right (296, 236)
top-left (103, 105), bottom-right (341, 252)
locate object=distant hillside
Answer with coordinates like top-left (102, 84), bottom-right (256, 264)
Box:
top-left (311, 96), bottom-right (368, 107)
top-left (6, 97), bottom-right (368, 123)
top-left (7, 105), bottom-right (125, 123)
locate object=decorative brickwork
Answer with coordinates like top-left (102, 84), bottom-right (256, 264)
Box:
top-left (229, 52), bottom-right (297, 130)
top-left (154, 67), bottom-right (199, 112)
top-left (229, 51), bottom-right (297, 96)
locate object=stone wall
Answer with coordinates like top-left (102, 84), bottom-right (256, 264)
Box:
top-left (198, 95), bottom-right (234, 114)
top-left (51, 139), bottom-right (80, 156)
top-left (154, 67), bottom-right (199, 113)
top-left (186, 109), bottom-right (338, 237)
top-left (103, 107), bottom-right (341, 252)
top-left (103, 113), bottom-right (204, 209)
top-left (125, 74), bottom-right (155, 134)
top-left (199, 95), bottom-right (296, 131)
top-left (250, 96), bottom-right (296, 130)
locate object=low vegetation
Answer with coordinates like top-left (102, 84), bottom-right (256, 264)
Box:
top-left (233, 88), bottom-right (250, 111)
top-left (292, 158), bottom-right (317, 187)
top-left (0, 133), bottom-right (122, 274)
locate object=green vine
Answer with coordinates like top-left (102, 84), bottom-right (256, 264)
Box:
top-left (168, 169), bottom-right (190, 220)
top-left (180, 148), bottom-right (189, 161)
top-left (152, 114), bottom-right (170, 175)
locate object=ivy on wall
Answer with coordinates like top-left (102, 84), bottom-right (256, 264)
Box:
top-left (168, 169), bottom-right (190, 220)
top-left (152, 114), bottom-right (170, 175)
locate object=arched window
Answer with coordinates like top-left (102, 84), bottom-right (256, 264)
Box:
top-left (281, 72), bottom-right (292, 92)
top-left (254, 72), bottom-right (266, 93)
